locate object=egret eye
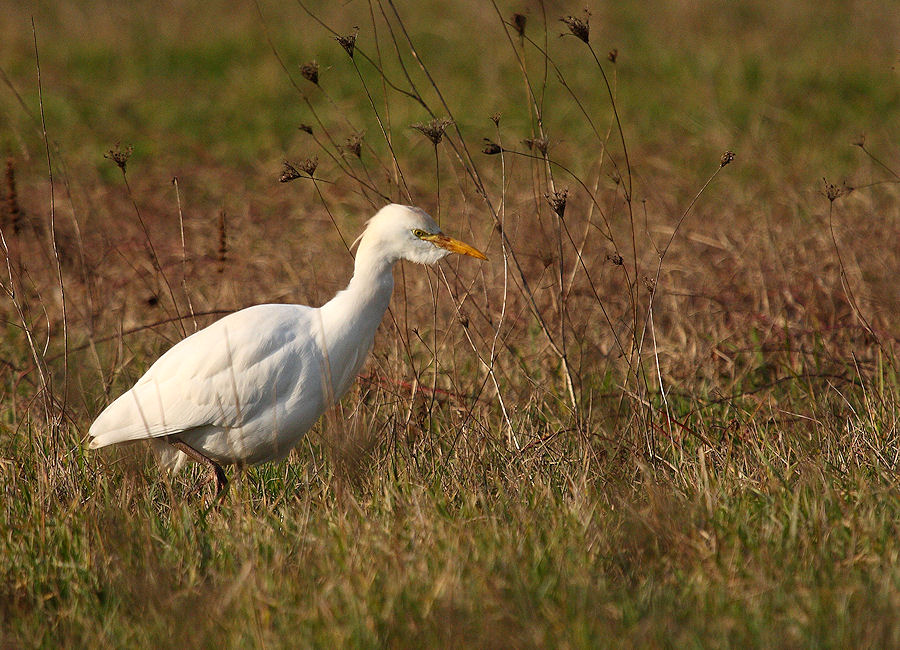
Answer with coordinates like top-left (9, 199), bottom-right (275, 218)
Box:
top-left (412, 228), bottom-right (430, 238)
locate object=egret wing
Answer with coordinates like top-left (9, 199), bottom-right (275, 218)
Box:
top-left (89, 305), bottom-right (320, 447)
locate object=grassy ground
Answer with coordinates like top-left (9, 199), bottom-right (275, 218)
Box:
top-left (1, 0), bottom-right (899, 646)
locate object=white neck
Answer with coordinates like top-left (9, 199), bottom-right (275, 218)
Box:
top-left (318, 240), bottom-right (395, 348)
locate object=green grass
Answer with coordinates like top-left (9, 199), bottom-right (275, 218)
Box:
top-left (1, 0), bottom-right (899, 646)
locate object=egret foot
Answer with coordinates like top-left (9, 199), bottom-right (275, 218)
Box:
top-left (169, 439), bottom-right (229, 499)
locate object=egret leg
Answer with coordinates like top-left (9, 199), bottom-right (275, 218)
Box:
top-left (169, 439), bottom-right (229, 498)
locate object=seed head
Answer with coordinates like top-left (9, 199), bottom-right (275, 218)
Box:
top-left (490, 112), bottom-right (501, 126)
top-left (852, 134), bottom-right (866, 148)
top-left (217, 209), bottom-right (227, 272)
top-left (298, 123), bottom-right (313, 134)
top-left (104, 143), bottom-right (133, 173)
top-left (524, 136), bottom-right (549, 156)
top-left (720, 150), bottom-right (735, 167)
top-left (342, 133), bottom-right (363, 159)
top-left (482, 139), bottom-right (502, 155)
top-left (822, 178), bottom-right (853, 203)
top-left (823, 179), bottom-right (839, 201)
top-left (298, 157), bottom-right (318, 177)
top-left (560, 12), bottom-right (590, 44)
top-left (335, 28), bottom-right (359, 58)
top-left (280, 161), bottom-right (302, 183)
top-left (5, 157), bottom-right (23, 235)
top-left (607, 48), bottom-right (618, 63)
top-left (545, 189), bottom-right (568, 218)
top-left (642, 276), bottom-right (656, 294)
top-left (411, 117), bottom-right (453, 146)
top-left (607, 252), bottom-right (623, 266)
top-left (300, 61), bottom-right (319, 85)
top-left (512, 13), bottom-right (527, 37)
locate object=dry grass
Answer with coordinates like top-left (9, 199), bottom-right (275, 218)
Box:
top-left (1, 0), bottom-right (899, 646)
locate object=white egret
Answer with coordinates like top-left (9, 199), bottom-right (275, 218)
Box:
top-left (88, 204), bottom-right (486, 495)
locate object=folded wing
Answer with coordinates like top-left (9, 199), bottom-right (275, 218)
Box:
top-left (88, 304), bottom-right (319, 448)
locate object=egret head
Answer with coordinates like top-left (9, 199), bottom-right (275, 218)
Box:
top-left (357, 204), bottom-right (487, 266)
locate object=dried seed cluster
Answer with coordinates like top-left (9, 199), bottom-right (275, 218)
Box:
top-left (300, 61), bottom-right (319, 85)
top-left (482, 139), bottom-right (502, 155)
top-left (298, 157), bottom-right (319, 176)
top-left (561, 13), bottom-right (590, 43)
top-left (524, 136), bottom-right (549, 156)
top-left (4, 157), bottom-right (23, 235)
top-left (280, 161), bottom-right (302, 183)
top-left (342, 133), bottom-right (363, 159)
top-left (546, 189), bottom-right (568, 218)
top-left (411, 118), bottom-right (453, 146)
top-left (217, 209), bottom-right (227, 272)
top-left (335, 29), bottom-right (359, 58)
top-left (104, 143), bottom-right (133, 172)
top-left (280, 157), bottom-right (319, 182)
top-left (512, 13), bottom-right (527, 37)
top-left (822, 178), bottom-right (853, 202)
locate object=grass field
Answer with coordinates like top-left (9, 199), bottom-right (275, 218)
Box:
top-left (1, 0), bottom-right (899, 646)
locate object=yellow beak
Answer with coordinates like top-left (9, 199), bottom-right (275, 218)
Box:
top-left (429, 233), bottom-right (488, 261)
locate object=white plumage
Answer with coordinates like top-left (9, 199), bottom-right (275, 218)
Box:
top-left (88, 204), bottom-right (486, 493)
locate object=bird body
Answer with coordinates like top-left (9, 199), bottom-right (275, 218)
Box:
top-left (88, 204), bottom-right (486, 488)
